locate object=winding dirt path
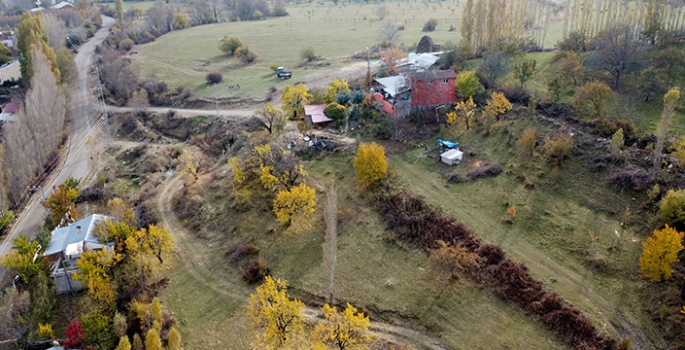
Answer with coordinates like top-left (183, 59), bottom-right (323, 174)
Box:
top-left (157, 174), bottom-right (451, 350)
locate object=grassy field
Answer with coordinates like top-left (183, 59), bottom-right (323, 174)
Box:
top-left (130, 0), bottom-right (567, 100)
top-left (379, 114), bottom-right (663, 344)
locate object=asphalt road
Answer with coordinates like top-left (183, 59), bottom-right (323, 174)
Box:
top-left (0, 17), bottom-right (116, 261)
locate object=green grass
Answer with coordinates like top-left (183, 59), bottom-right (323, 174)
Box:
top-left (160, 144), bottom-right (570, 349)
top-left (384, 116), bottom-right (663, 343)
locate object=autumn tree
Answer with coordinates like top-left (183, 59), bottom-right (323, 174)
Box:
top-left (654, 88), bottom-right (680, 179)
top-left (323, 102), bottom-right (346, 126)
top-left (1, 236), bottom-right (48, 284)
top-left (172, 13), bottom-right (189, 29)
top-left (460, 0), bottom-right (474, 49)
top-left (145, 328), bottom-right (163, 350)
top-left (572, 81), bottom-right (612, 119)
top-left (609, 128), bottom-right (624, 159)
top-left (517, 128), bottom-right (538, 156)
top-left (639, 225), bottom-right (684, 282)
top-left (314, 303), bottom-right (372, 350)
top-left (353, 143), bottom-right (388, 186)
top-left (660, 189), bottom-right (685, 231)
top-left (62, 321), bottom-right (86, 349)
top-left (17, 12), bottom-right (60, 83)
top-left (551, 51), bottom-right (583, 86)
top-left (115, 336), bottom-right (131, 350)
top-left (255, 103), bottom-right (286, 134)
top-left (670, 139), bottom-right (685, 169)
top-left (219, 36), bottom-right (242, 56)
top-left (115, 0), bottom-right (124, 25)
top-left (282, 84), bottom-right (312, 120)
top-left (484, 91), bottom-right (512, 122)
top-left (542, 133), bottom-right (574, 166)
top-left (273, 184), bottom-right (317, 224)
top-left (176, 151), bottom-right (205, 184)
top-left (74, 250), bottom-right (121, 305)
top-left (168, 327), bottom-right (182, 350)
top-left (235, 44), bottom-right (258, 64)
top-left (82, 312), bottom-right (115, 350)
top-left (446, 96), bottom-right (477, 130)
top-left (325, 79), bottom-right (351, 104)
top-left (247, 276), bottom-right (305, 346)
top-left (429, 240), bottom-right (481, 279)
top-left (454, 70), bottom-right (483, 100)
top-left (513, 59), bottom-right (537, 89)
top-left (252, 144), bottom-right (307, 190)
top-left (125, 225), bottom-right (174, 264)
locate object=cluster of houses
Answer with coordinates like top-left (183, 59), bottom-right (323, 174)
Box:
top-left (305, 50), bottom-right (457, 128)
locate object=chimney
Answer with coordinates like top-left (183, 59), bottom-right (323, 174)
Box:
top-left (76, 226), bottom-right (82, 233)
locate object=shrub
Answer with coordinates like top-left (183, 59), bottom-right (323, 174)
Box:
top-left (447, 173), bottom-right (467, 183)
top-left (252, 10), bottom-right (264, 20)
top-left (606, 168), bottom-right (652, 191)
top-left (172, 12), bottom-right (189, 29)
top-left (235, 45), bottom-right (257, 63)
top-left (542, 133), bottom-right (573, 166)
top-left (269, 63), bottom-right (280, 72)
top-left (660, 189), bottom-right (685, 231)
top-left (353, 143), bottom-right (388, 186)
top-left (118, 38), bottom-right (134, 51)
top-left (206, 72), bottom-right (223, 84)
top-left (422, 18), bottom-right (438, 31)
top-left (273, 6), bottom-right (288, 16)
top-left (467, 165), bottom-right (503, 181)
top-left (323, 102), bottom-right (346, 125)
top-left (242, 260), bottom-right (270, 284)
top-left (301, 46), bottom-right (316, 62)
top-left (219, 36), bottom-right (242, 56)
top-left (517, 128), bottom-right (538, 156)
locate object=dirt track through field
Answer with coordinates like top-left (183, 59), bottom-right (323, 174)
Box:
top-left (157, 174), bottom-right (452, 350)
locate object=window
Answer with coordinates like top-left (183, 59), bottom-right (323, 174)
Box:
top-left (443, 79), bottom-right (448, 83)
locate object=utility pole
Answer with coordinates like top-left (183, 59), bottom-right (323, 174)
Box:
top-left (93, 64), bottom-right (111, 146)
top-left (213, 83), bottom-right (219, 118)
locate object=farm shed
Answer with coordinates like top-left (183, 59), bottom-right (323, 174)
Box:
top-left (441, 149), bottom-right (463, 165)
top-left (305, 104), bottom-right (332, 128)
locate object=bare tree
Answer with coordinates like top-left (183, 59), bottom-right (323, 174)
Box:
top-left (323, 185), bottom-right (337, 304)
top-left (145, 2), bottom-right (176, 34)
top-left (654, 89), bottom-right (680, 179)
top-left (588, 25), bottom-right (642, 90)
top-left (255, 103), bottom-right (285, 134)
top-left (379, 21), bottom-right (400, 46)
top-left (42, 14), bottom-right (67, 50)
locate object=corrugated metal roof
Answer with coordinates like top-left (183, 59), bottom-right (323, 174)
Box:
top-left (44, 214), bottom-right (111, 256)
top-left (304, 105), bottom-right (332, 124)
top-left (375, 76), bottom-right (408, 97)
top-left (407, 69), bottom-right (457, 81)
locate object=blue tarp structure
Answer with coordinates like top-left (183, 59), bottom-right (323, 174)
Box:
top-left (438, 139), bottom-right (459, 149)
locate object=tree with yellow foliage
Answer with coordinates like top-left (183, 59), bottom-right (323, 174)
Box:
top-left (313, 303), bottom-right (372, 350)
top-left (273, 184), bottom-right (317, 224)
top-left (145, 328), bottom-right (163, 350)
top-left (572, 81), bottom-right (613, 119)
top-left (281, 84), bottom-right (312, 120)
top-left (484, 91), bottom-right (512, 122)
top-left (1, 236), bottom-right (48, 284)
top-left (74, 250), bottom-right (121, 305)
top-left (176, 151), bottom-right (204, 184)
top-left (168, 327), bottom-right (183, 350)
top-left (125, 225), bottom-right (174, 264)
top-left (252, 144), bottom-right (307, 190)
top-left (639, 224), bottom-right (684, 282)
top-left (247, 276), bottom-right (305, 346)
top-left (228, 157), bottom-right (247, 185)
top-left (114, 336), bottom-right (131, 350)
top-left (446, 96), bottom-right (477, 130)
top-left (517, 128), bottom-right (538, 156)
top-left (353, 143), bottom-right (388, 186)
top-left (325, 79), bottom-right (351, 104)
top-left (41, 182), bottom-right (80, 230)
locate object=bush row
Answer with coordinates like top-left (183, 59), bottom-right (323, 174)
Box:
top-left (373, 184), bottom-right (619, 350)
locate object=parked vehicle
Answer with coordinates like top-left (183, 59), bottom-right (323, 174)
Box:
top-left (276, 66), bottom-right (292, 79)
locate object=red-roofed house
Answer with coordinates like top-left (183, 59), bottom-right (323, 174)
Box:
top-left (305, 104), bottom-right (332, 128)
top-left (0, 102), bottom-right (19, 121)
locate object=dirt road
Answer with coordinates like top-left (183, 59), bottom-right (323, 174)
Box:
top-left (0, 17), bottom-right (116, 263)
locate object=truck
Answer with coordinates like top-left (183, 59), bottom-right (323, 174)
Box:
top-left (276, 66), bottom-right (292, 79)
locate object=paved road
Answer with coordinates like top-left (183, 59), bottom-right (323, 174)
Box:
top-left (0, 17), bottom-right (115, 261)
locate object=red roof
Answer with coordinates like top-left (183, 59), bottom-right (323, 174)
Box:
top-left (304, 105), bottom-right (332, 124)
top-left (3, 102), bottom-right (19, 114)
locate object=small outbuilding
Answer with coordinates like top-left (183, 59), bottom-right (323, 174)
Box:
top-left (440, 148), bottom-right (463, 165)
top-left (304, 104), bottom-right (332, 128)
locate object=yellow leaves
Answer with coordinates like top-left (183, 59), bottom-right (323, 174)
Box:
top-left (176, 151), bottom-right (203, 184)
top-left (1, 237), bottom-right (47, 284)
top-left (74, 250), bottom-right (120, 305)
top-left (572, 81), bottom-right (613, 119)
top-left (273, 184), bottom-right (317, 224)
top-left (254, 144), bottom-right (274, 163)
top-left (639, 224), bottom-right (684, 282)
top-left (484, 91), bottom-right (512, 119)
top-left (664, 87), bottom-right (680, 105)
top-left (247, 276), bottom-right (305, 346)
top-left (517, 128), bottom-right (538, 156)
top-left (325, 78), bottom-right (351, 104)
top-left (281, 84), bottom-right (312, 120)
top-left (260, 165), bottom-right (279, 189)
top-left (670, 139), bottom-right (685, 168)
top-left (507, 205), bottom-right (516, 220)
top-left (228, 157), bottom-right (247, 184)
top-left (448, 96), bottom-right (477, 129)
top-left (313, 303), bottom-right (372, 350)
top-left (38, 323), bottom-right (53, 339)
top-left (353, 143), bottom-right (388, 186)
top-left (126, 225), bottom-right (174, 264)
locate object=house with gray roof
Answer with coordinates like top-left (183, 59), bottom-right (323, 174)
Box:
top-left (45, 214), bottom-right (113, 294)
